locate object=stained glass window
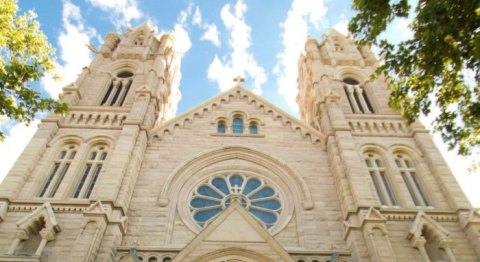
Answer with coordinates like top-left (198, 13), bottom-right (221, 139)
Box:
top-left (395, 153), bottom-right (429, 206)
top-left (189, 174), bottom-right (282, 229)
top-left (73, 145), bottom-right (108, 198)
top-left (232, 118), bottom-right (244, 134)
top-left (217, 122), bottom-right (226, 133)
top-left (39, 144), bottom-right (77, 198)
top-left (249, 122), bottom-right (258, 134)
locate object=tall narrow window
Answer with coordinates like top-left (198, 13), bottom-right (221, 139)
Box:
top-left (73, 145), bottom-right (108, 198)
top-left (232, 117), bottom-right (244, 134)
top-left (343, 78), bottom-right (374, 114)
top-left (39, 144), bottom-right (77, 198)
top-left (395, 153), bottom-right (429, 206)
top-left (100, 71), bottom-right (133, 106)
top-left (249, 122), bottom-right (258, 134)
top-left (365, 152), bottom-right (396, 206)
top-left (217, 121), bottom-right (226, 134)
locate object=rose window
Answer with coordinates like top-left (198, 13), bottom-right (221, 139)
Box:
top-left (189, 174), bottom-right (282, 229)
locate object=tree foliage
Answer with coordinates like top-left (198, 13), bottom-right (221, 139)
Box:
top-left (0, 0), bottom-right (68, 140)
top-left (349, 0), bottom-right (480, 155)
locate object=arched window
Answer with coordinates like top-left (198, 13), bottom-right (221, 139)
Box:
top-left (73, 144), bottom-right (108, 198)
top-left (217, 121), bottom-right (226, 134)
top-left (100, 71), bottom-right (133, 106)
top-left (249, 122), bottom-right (258, 134)
top-left (343, 77), bottom-right (374, 114)
top-left (232, 117), bottom-right (244, 134)
top-left (395, 153), bottom-right (430, 206)
top-left (134, 33), bottom-right (145, 46)
top-left (39, 144), bottom-right (77, 198)
top-left (365, 152), bottom-right (396, 206)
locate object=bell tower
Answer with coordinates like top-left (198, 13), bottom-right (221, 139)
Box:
top-left (63, 22), bottom-right (181, 123)
top-left (296, 30), bottom-right (476, 261)
top-left (0, 23), bottom-right (182, 260)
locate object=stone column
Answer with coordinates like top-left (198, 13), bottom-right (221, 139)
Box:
top-left (91, 90), bottom-right (151, 202)
top-left (35, 228), bottom-right (55, 256)
top-left (411, 236), bottom-right (430, 262)
top-left (7, 228), bottom-right (28, 255)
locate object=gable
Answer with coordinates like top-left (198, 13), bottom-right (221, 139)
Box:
top-left (173, 202), bottom-right (294, 262)
top-left (149, 86), bottom-right (325, 146)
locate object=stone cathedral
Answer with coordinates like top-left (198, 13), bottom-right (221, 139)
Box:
top-left (0, 23), bottom-right (479, 262)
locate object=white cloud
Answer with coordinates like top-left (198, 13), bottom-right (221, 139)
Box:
top-left (274, 0), bottom-right (327, 111)
top-left (173, 24), bottom-right (192, 55)
top-left (2, 0), bottom-right (96, 181)
top-left (333, 19), bottom-right (349, 36)
top-left (207, 0), bottom-right (266, 93)
top-left (41, 0), bottom-right (97, 99)
top-left (87, 0), bottom-right (141, 28)
top-left (201, 24), bottom-right (220, 47)
top-left (0, 121), bottom-right (39, 183)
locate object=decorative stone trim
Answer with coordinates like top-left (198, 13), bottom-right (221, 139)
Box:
top-left (150, 87), bottom-right (325, 146)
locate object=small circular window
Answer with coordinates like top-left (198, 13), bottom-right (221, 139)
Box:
top-left (189, 173), bottom-right (282, 229)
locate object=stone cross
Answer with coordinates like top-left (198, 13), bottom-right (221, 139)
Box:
top-left (231, 184), bottom-right (242, 194)
top-left (233, 75), bottom-right (245, 87)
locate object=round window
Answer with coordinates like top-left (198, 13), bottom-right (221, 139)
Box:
top-left (189, 173), bottom-right (282, 229)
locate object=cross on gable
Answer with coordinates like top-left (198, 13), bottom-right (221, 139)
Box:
top-left (231, 184), bottom-right (242, 194)
top-left (233, 75), bottom-right (245, 87)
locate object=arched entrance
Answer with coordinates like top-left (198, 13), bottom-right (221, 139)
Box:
top-left (191, 248), bottom-right (275, 262)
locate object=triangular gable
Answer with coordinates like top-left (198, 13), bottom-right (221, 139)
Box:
top-left (361, 207), bottom-right (386, 224)
top-left (84, 200), bottom-right (107, 214)
top-left (150, 86), bottom-right (325, 145)
top-left (16, 202), bottom-right (60, 233)
top-left (407, 211), bottom-right (450, 240)
top-left (173, 201), bottom-right (294, 262)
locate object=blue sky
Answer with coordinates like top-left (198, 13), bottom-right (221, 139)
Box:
top-left (1, 0), bottom-right (479, 206)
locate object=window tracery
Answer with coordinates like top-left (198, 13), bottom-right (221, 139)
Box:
top-left (343, 77), bottom-right (374, 114)
top-left (189, 173), bottom-right (282, 229)
top-left (364, 152), bottom-right (396, 206)
top-left (395, 153), bottom-right (430, 207)
top-left (39, 144), bottom-right (77, 198)
top-left (73, 144), bottom-right (108, 198)
top-left (100, 71), bottom-right (134, 106)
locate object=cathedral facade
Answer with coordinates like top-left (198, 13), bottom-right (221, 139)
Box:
top-left (0, 23), bottom-right (479, 262)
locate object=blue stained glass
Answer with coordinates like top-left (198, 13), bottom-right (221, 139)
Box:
top-left (197, 185), bottom-right (222, 199)
top-left (249, 125), bottom-right (258, 134)
top-left (232, 118), bottom-right (244, 134)
top-left (194, 208), bottom-right (222, 222)
top-left (250, 187), bottom-right (275, 199)
top-left (252, 199), bottom-right (281, 210)
top-left (250, 209), bottom-right (277, 224)
top-left (229, 175), bottom-right (244, 189)
top-left (212, 178), bottom-right (229, 195)
top-left (243, 178), bottom-right (261, 195)
top-left (217, 123), bottom-right (226, 133)
top-left (191, 175), bottom-right (282, 229)
top-left (191, 198), bottom-right (221, 208)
